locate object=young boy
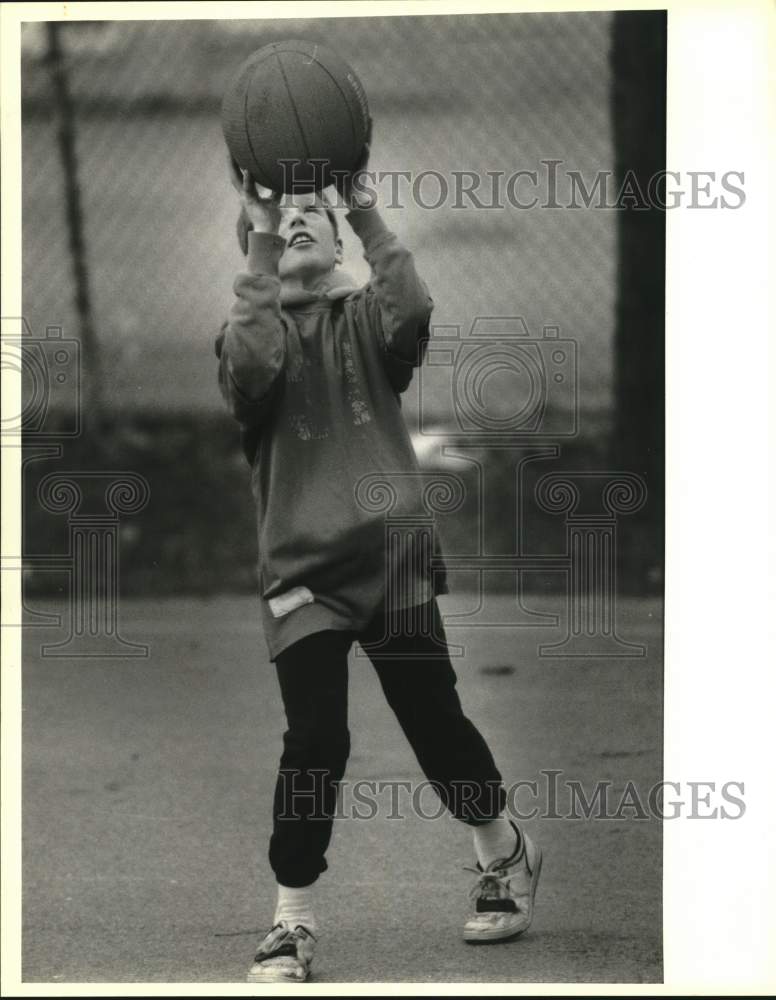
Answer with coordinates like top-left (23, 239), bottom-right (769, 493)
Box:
top-left (215, 139), bottom-right (542, 983)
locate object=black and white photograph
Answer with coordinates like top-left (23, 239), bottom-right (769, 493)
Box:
top-left (1, 0), bottom-right (773, 992)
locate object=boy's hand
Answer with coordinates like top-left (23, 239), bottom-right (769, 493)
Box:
top-left (227, 152), bottom-right (282, 234)
top-left (334, 116), bottom-right (373, 208)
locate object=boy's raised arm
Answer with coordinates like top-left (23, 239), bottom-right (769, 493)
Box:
top-left (336, 128), bottom-right (434, 375)
top-left (347, 204), bottom-right (434, 370)
top-left (216, 156), bottom-right (287, 427)
top-left (216, 230), bottom-right (287, 426)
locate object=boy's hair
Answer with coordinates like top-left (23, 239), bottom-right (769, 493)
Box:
top-left (236, 202), bottom-right (340, 256)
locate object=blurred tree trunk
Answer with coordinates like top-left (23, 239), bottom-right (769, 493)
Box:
top-left (610, 11), bottom-right (666, 589)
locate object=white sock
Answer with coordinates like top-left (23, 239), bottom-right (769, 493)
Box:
top-left (273, 883), bottom-right (317, 936)
top-left (473, 815), bottom-right (521, 870)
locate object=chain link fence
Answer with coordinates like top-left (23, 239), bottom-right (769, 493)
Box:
top-left (21, 11), bottom-right (615, 431)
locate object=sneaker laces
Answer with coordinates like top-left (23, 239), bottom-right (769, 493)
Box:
top-left (464, 865), bottom-right (513, 901)
top-left (255, 922), bottom-right (314, 962)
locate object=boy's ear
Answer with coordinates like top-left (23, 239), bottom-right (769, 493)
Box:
top-left (335, 237), bottom-right (344, 266)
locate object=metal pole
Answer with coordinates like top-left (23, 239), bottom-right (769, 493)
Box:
top-left (45, 21), bottom-right (103, 427)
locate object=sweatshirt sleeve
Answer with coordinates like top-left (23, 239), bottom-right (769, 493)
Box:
top-left (347, 207), bottom-right (434, 372)
top-left (215, 230), bottom-right (287, 427)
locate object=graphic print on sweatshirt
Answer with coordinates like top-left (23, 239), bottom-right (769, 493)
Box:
top-left (283, 317), bottom-right (373, 441)
top-left (283, 331), bottom-right (329, 442)
top-left (341, 338), bottom-right (373, 427)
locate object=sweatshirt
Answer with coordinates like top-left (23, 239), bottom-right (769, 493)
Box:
top-left (215, 207), bottom-right (448, 660)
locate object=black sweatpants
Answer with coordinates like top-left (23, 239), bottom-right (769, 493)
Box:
top-left (269, 598), bottom-right (506, 888)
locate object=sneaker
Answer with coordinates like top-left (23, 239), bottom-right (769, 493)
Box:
top-left (463, 824), bottom-right (542, 943)
top-left (246, 920), bottom-right (316, 983)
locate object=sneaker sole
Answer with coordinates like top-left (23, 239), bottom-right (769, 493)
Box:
top-left (246, 968), bottom-right (310, 983)
top-left (463, 845), bottom-right (543, 944)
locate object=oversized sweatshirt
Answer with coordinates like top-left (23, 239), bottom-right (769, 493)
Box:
top-left (215, 207), bottom-right (448, 660)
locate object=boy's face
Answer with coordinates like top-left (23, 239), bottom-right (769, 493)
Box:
top-left (277, 192), bottom-right (342, 283)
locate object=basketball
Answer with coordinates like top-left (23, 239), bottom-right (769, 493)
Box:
top-left (221, 40), bottom-right (370, 193)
